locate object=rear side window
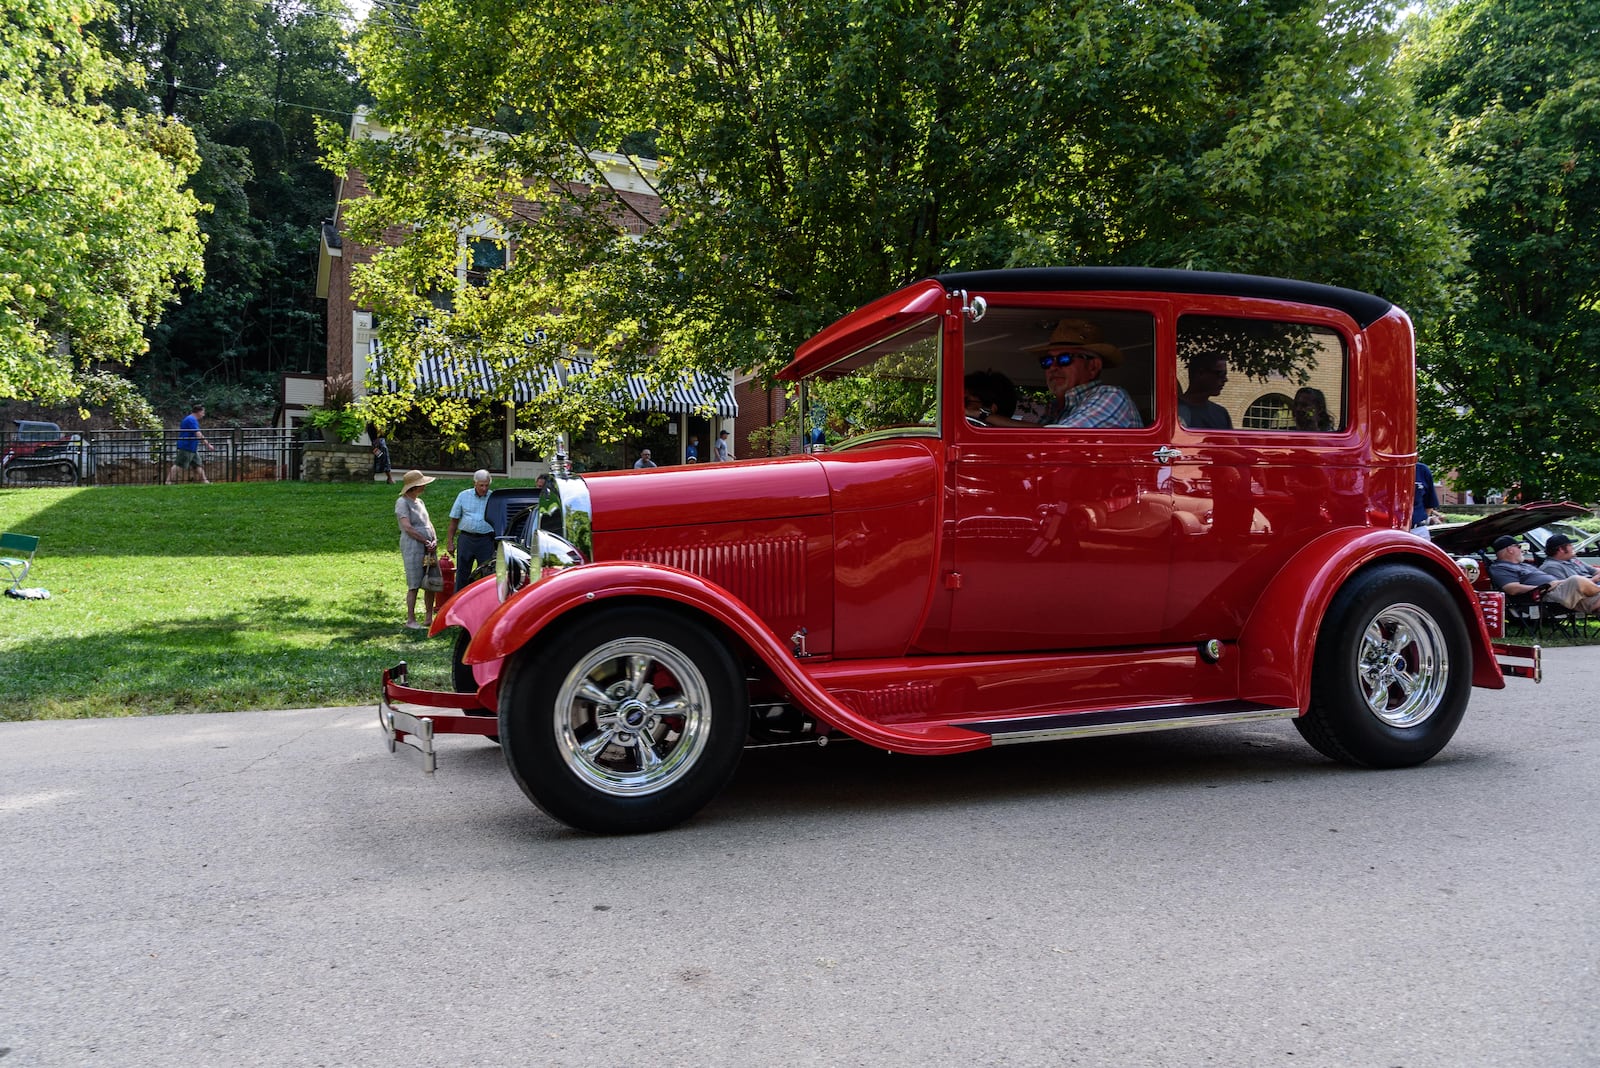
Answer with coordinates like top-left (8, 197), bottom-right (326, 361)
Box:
top-left (1176, 315), bottom-right (1347, 432)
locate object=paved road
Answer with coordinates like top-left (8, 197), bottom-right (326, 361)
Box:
top-left (3, 649), bottom-right (1597, 1067)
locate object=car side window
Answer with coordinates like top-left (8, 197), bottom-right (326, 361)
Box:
top-left (963, 307), bottom-right (1156, 428)
top-left (1176, 314), bottom-right (1347, 432)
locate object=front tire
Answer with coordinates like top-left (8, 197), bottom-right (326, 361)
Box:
top-left (498, 606), bottom-right (747, 833)
top-left (1295, 564), bottom-right (1471, 768)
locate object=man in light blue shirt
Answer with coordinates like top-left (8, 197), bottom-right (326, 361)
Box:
top-left (447, 469), bottom-right (496, 585)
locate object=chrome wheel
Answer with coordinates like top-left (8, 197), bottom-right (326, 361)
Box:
top-left (1299, 565), bottom-right (1470, 769)
top-left (1356, 603), bottom-right (1449, 728)
top-left (554, 637), bottom-right (711, 797)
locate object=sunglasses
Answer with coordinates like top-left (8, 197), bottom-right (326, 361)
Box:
top-left (1038, 348), bottom-right (1096, 369)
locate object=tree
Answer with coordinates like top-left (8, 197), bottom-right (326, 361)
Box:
top-left (1408, 0), bottom-right (1600, 502)
top-left (0, 0), bottom-right (205, 410)
top-left (92, 0), bottom-right (363, 409)
top-left (337, 0), bottom-right (1455, 449)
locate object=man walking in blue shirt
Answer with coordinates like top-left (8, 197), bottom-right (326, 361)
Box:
top-left (167, 402), bottom-right (215, 484)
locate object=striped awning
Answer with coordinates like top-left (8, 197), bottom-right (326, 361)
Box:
top-left (368, 341), bottom-right (558, 403)
top-left (368, 342), bottom-right (737, 418)
top-left (622, 368), bottom-right (739, 418)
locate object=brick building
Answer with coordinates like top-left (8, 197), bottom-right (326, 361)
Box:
top-left (313, 110), bottom-right (747, 476)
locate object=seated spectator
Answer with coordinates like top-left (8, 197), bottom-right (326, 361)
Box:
top-left (1487, 535), bottom-right (1600, 612)
top-left (975, 319), bottom-right (1141, 430)
top-left (1292, 387), bottom-right (1334, 431)
top-left (1538, 534), bottom-right (1598, 580)
top-left (1178, 351), bottom-right (1232, 429)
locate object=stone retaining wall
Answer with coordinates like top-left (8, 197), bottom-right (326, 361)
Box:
top-left (301, 442), bottom-right (373, 482)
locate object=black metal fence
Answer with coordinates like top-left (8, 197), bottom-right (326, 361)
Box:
top-left (1, 428), bottom-right (305, 487)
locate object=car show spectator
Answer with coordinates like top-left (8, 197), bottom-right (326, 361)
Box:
top-left (447, 470), bottom-right (496, 586)
top-left (634, 449), bottom-right (657, 469)
top-left (168, 403), bottom-right (215, 484)
top-left (368, 423), bottom-right (393, 485)
top-left (1412, 461), bottom-right (1442, 539)
top-left (1538, 534), bottom-right (1599, 581)
top-left (1487, 535), bottom-right (1600, 612)
top-left (714, 429), bottom-right (731, 462)
top-left (396, 470), bottom-right (439, 629)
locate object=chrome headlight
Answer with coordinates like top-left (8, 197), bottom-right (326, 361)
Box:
top-left (1454, 557), bottom-right (1480, 584)
top-left (497, 539), bottom-right (533, 603)
top-left (496, 530), bottom-right (584, 603)
top-left (534, 529), bottom-right (585, 572)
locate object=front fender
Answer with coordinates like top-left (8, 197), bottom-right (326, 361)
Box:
top-left (429, 573), bottom-right (502, 638)
top-left (1237, 529), bottom-right (1501, 710)
top-left (467, 561), bottom-right (986, 754)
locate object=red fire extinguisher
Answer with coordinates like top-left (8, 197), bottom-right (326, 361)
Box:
top-left (438, 552), bottom-right (456, 601)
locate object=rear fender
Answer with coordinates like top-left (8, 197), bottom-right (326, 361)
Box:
top-left (1238, 529), bottom-right (1502, 710)
top-left (467, 561), bottom-right (987, 754)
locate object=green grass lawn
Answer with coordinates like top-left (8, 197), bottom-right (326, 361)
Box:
top-left (4, 483), bottom-right (1594, 721)
top-left (0, 479), bottom-right (490, 720)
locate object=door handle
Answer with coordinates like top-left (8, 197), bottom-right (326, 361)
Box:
top-left (1152, 446), bottom-right (1184, 464)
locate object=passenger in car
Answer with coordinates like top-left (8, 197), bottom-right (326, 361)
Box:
top-left (973, 319), bottom-right (1141, 430)
top-left (962, 370), bottom-right (1017, 423)
top-left (1291, 387), bottom-right (1334, 431)
top-left (1178, 350), bottom-right (1233, 429)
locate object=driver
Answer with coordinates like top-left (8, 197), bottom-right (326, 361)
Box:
top-left (971, 319), bottom-right (1141, 429)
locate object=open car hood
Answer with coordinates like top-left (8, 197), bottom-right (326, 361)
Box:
top-left (1429, 500), bottom-right (1590, 554)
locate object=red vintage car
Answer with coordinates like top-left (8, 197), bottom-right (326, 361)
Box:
top-left (381, 267), bottom-right (1537, 833)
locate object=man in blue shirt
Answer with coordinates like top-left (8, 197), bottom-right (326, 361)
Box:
top-left (447, 470), bottom-right (496, 586)
top-left (167, 402), bottom-right (214, 484)
top-left (1412, 462), bottom-right (1442, 539)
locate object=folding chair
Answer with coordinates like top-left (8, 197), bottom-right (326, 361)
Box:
top-left (0, 532), bottom-right (39, 591)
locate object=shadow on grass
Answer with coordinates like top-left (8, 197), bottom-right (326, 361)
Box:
top-left (0, 586), bottom-right (457, 719)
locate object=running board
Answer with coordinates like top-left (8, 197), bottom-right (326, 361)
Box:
top-left (964, 701), bottom-right (1299, 746)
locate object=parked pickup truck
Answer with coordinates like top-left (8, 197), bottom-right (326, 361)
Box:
top-left (381, 267), bottom-right (1537, 833)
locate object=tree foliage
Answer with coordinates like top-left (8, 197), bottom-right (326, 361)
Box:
top-left (1408, 0), bottom-right (1600, 502)
top-left (92, 0), bottom-right (364, 411)
top-left (338, 0), bottom-right (1455, 448)
top-left (0, 0), bottom-right (205, 409)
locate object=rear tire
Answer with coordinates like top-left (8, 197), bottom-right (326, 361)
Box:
top-left (1295, 564), bottom-right (1471, 768)
top-left (499, 606), bottom-right (747, 833)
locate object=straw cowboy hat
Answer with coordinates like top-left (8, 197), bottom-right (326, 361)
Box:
top-left (1024, 318), bottom-right (1123, 367)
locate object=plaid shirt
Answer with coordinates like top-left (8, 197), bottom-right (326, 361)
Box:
top-left (1043, 381), bottom-right (1143, 429)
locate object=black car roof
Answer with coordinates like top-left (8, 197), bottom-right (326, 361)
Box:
top-left (934, 268), bottom-right (1395, 329)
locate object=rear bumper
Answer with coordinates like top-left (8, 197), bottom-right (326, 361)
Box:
top-left (378, 662), bottom-right (497, 773)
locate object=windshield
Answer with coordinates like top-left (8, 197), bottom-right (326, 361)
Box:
top-left (801, 317), bottom-right (941, 450)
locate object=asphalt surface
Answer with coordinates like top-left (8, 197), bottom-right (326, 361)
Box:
top-left (3, 648), bottom-right (1597, 1067)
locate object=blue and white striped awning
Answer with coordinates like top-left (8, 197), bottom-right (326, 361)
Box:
top-left (368, 342), bottom-right (738, 418)
top-left (367, 341), bottom-right (559, 403)
top-left (623, 368), bottom-right (739, 418)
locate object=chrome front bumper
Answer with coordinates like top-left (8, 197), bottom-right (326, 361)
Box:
top-left (378, 662), bottom-right (497, 774)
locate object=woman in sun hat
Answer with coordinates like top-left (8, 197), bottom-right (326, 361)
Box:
top-left (395, 469), bottom-right (439, 629)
